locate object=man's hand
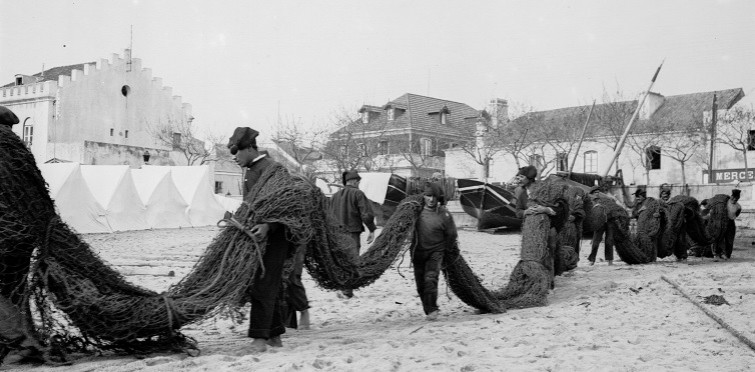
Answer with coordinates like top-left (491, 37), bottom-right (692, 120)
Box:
top-left (250, 223), bottom-right (270, 241)
top-left (568, 215), bottom-right (575, 222)
top-left (366, 231), bottom-right (375, 244)
top-left (524, 205), bottom-right (556, 216)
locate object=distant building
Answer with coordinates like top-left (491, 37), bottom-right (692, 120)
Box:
top-left (446, 88), bottom-right (746, 188)
top-left (1, 49), bottom-right (195, 167)
top-left (319, 93), bottom-right (485, 180)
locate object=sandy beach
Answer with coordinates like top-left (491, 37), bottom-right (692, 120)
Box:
top-left (4, 226), bottom-right (755, 372)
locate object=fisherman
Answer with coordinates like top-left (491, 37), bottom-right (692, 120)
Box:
top-left (630, 187), bottom-right (664, 261)
top-left (410, 182), bottom-right (457, 321)
top-left (328, 170), bottom-right (377, 298)
top-left (719, 189), bottom-right (742, 261)
top-left (659, 183), bottom-right (672, 203)
top-left (512, 165), bottom-right (555, 219)
top-left (228, 126), bottom-right (296, 352)
top-left (587, 185), bottom-right (614, 266)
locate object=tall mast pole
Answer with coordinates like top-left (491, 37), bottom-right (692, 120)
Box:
top-left (569, 100), bottom-right (596, 176)
top-left (600, 61), bottom-right (664, 178)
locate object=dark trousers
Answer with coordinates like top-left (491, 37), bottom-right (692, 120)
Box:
top-left (346, 232), bottom-right (362, 256)
top-left (412, 248), bottom-right (443, 315)
top-left (0, 253), bottom-right (32, 306)
top-left (588, 225), bottom-right (614, 262)
top-left (723, 220), bottom-right (737, 258)
top-left (248, 241), bottom-right (290, 339)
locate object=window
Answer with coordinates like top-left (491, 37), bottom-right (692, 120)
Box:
top-left (361, 111), bottom-right (369, 124)
top-left (172, 133), bottom-right (182, 149)
top-left (420, 138), bottom-right (432, 156)
top-left (387, 108), bottom-right (395, 121)
top-left (557, 152), bottom-right (568, 172)
top-left (378, 141), bottom-right (389, 155)
top-left (339, 145), bottom-right (348, 158)
top-left (441, 112), bottom-right (448, 125)
top-left (22, 118), bottom-right (33, 146)
top-left (584, 151), bottom-right (598, 173)
top-left (748, 130), bottom-right (755, 151)
top-left (357, 143), bottom-right (366, 157)
top-left (110, 128), bottom-right (114, 136)
top-left (645, 146), bottom-right (661, 170)
top-left (125, 130), bottom-right (129, 138)
top-left (214, 181), bottom-right (223, 194)
top-left (15, 77), bottom-right (22, 86)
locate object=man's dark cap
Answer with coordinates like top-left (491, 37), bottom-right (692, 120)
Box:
top-left (0, 106), bottom-right (19, 127)
top-left (516, 165), bottom-right (537, 180)
top-left (423, 182), bottom-right (446, 205)
top-left (342, 170), bottom-right (361, 185)
top-left (732, 189), bottom-right (741, 198)
top-left (633, 188), bottom-right (646, 197)
top-left (227, 127), bottom-right (259, 155)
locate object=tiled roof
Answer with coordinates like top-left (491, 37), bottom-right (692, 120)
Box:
top-left (516, 88), bottom-right (745, 137)
top-left (3, 62), bottom-right (97, 87)
top-left (334, 93), bottom-right (480, 138)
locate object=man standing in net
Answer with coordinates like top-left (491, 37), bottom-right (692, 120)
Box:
top-left (411, 182), bottom-right (457, 321)
top-left (328, 170), bottom-right (376, 298)
top-left (228, 127), bottom-right (293, 352)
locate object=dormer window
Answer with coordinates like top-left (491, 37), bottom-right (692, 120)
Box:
top-left (361, 111), bottom-right (369, 124)
top-left (441, 112), bottom-right (448, 125)
top-left (387, 108), bottom-right (395, 121)
top-left (15, 76), bottom-right (22, 86)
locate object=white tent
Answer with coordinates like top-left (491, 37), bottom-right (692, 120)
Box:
top-left (357, 172), bottom-right (393, 204)
top-left (131, 167), bottom-right (193, 229)
top-left (38, 163), bottom-right (111, 234)
top-left (160, 165), bottom-right (226, 227)
top-left (215, 194), bottom-right (243, 215)
top-left (80, 165), bottom-right (150, 232)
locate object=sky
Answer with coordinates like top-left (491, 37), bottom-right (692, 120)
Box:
top-left (2, 0), bottom-right (754, 141)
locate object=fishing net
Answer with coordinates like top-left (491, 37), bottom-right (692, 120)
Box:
top-left (704, 194), bottom-right (729, 244)
top-left (0, 124), bottom-right (591, 359)
top-left (661, 195), bottom-right (709, 260)
top-left (631, 197), bottom-right (664, 261)
top-left (590, 194), bottom-right (652, 265)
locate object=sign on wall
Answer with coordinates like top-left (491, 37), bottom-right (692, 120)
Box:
top-left (702, 168), bottom-right (755, 183)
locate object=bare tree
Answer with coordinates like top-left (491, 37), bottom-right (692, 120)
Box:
top-left (529, 104), bottom-right (594, 175)
top-left (320, 108), bottom-right (390, 174)
top-left (500, 103), bottom-right (540, 170)
top-left (270, 115), bottom-right (329, 180)
top-left (149, 116), bottom-right (213, 165)
top-left (716, 104), bottom-right (755, 180)
top-left (591, 84), bottom-right (637, 174)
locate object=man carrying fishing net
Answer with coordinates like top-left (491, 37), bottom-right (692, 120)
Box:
top-left (410, 182), bottom-right (457, 321)
top-left (228, 126), bottom-right (298, 352)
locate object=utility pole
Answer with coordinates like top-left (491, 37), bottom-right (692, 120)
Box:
top-left (708, 93), bottom-right (717, 183)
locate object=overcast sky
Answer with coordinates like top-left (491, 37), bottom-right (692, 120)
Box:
top-left (2, 0), bottom-right (754, 140)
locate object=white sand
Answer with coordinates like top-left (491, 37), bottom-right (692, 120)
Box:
top-left (6, 226), bottom-right (755, 372)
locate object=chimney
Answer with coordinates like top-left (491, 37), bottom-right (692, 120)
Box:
top-left (488, 98), bottom-right (508, 128)
top-left (639, 91), bottom-right (664, 120)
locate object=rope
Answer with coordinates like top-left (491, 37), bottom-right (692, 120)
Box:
top-left (662, 276), bottom-right (755, 353)
top-left (217, 216), bottom-right (266, 277)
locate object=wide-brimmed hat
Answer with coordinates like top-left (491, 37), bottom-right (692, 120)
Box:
top-left (633, 188), bottom-right (646, 197)
top-left (516, 165), bottom-right (537, 180)
top-left (227, 127), bottom-right (259, 155)
top-left (0, 106), bottom-right (19, 127)
top-left (342, 170), bottom-right (361, 185)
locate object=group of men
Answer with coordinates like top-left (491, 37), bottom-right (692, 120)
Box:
top-left (228, 126), bottom-right (458, 351)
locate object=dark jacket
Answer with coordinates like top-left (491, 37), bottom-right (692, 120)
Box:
top-left (243, 156), bottom-right (284, 238)
top-left (411, 205), bottom-right (458, 252)
top-left (329, 185), bottom-right (377, 233)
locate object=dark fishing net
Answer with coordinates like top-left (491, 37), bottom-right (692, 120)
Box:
top-left (660, 195), bottom-right (709, 260)
top-left (631, 197), bottom-right (664, 260)
top-left (704, 194), bottom-right (729, 244)
top-left (589, 194), bottom-right (652, 265)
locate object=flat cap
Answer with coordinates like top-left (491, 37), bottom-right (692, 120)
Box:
top-left (0, 106), bottom-right (19, 127)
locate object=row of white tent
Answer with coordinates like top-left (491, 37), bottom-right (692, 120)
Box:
top-left (38, 163), bottom-right (242, 234)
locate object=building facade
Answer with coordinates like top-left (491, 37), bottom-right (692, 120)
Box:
top-left (1, 49), bottom-right (194, 168)
top-left (446, 88), bottom-right (747, 189)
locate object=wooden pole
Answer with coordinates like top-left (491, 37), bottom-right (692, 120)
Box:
top-left (569, 100), bottom-right (596, 176)
top-left (708, 93), bottom-right (718, 183)
top-left (600, 61), bottom-right (664, 178)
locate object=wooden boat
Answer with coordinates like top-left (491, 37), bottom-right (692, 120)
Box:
top-left (456, 179), bottom-right (521, 229)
